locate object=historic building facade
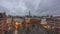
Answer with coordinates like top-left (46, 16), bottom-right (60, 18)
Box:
top-left (0, 12), bottom-right (7, 34)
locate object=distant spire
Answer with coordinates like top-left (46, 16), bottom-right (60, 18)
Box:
top-left (29, 11), bottom-right (31, 17)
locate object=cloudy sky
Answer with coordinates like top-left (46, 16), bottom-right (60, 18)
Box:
top-left (0, 0), bottom-right (60, 16)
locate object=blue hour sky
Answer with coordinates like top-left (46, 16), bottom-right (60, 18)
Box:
top-left (0, 0), bottom-right (60, 16)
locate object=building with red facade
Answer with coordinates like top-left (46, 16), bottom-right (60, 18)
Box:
top-left (45, 16), bottom-right (60, 34)
top-left (0, 12), bottom-right (7, 34)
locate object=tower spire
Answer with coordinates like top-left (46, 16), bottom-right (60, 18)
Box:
top-left (29, 11), bottom-right (31, 17)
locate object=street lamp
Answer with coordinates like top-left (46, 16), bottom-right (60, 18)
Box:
top-left (14, 22), bottom-right (19, 29)
top-left (13, 21), bottom-right (20, 34)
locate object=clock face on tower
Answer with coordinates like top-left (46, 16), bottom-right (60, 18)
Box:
top-left (0, 13), bottom-right (2, 18)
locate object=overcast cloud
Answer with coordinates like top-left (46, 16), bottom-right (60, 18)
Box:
top-left (0, 0), bottom-right (60, 16)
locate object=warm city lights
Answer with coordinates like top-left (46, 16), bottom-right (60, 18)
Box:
top-left (0, 12), bottom-right (60, 34)
top-left (7, 23), bottom-right (11, 28)
top-left (14, 22), bottom-right (20, 29)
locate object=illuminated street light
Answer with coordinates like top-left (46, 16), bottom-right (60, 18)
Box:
top-left (13, 21), bottom-right (20, 34)
top-left (14, 21), bottom-right (20, 29)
